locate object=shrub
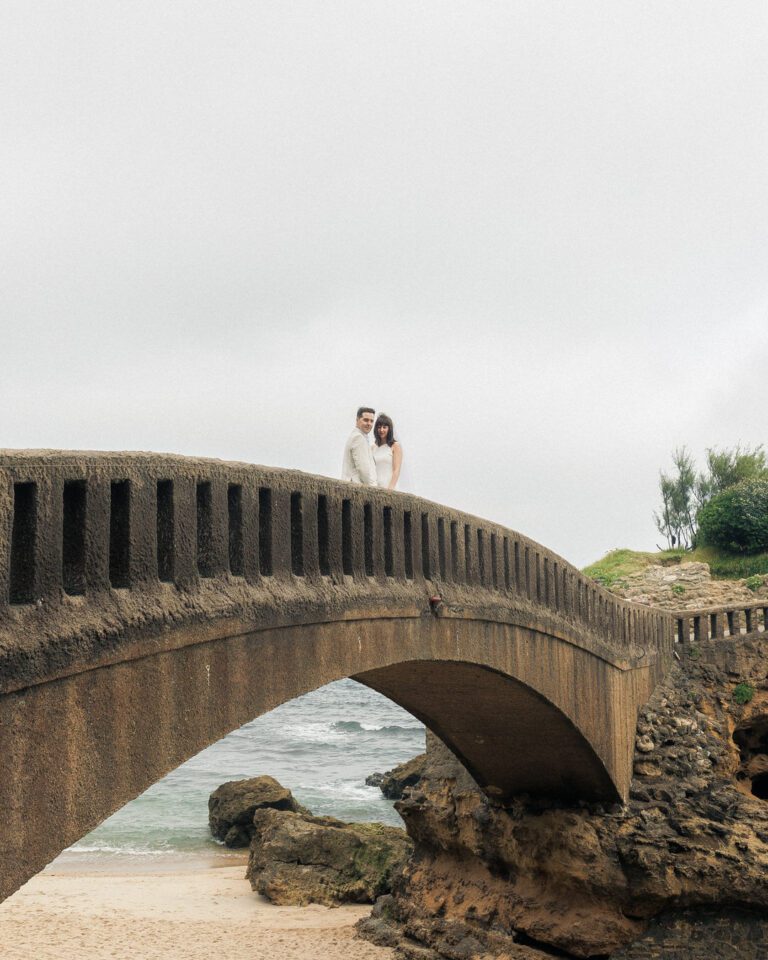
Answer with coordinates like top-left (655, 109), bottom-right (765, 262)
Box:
top-left (745, 575), bottom-right (764, 592)
top-left (698, 478), bottom-right (768, 555)
top-left (733, 682), bottom-right (755, 705)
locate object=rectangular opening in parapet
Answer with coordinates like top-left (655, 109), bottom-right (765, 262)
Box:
top-left (317, 495), bottom-right (331, 576)
top-left (490, 533), bottom-right (498, 588)
top-left (10, 481), bottom-right (37, 604)
top-left (341, 499), bottom-right (353, 575)
top-left (196, 481), bottom-right (214, 578)
top-left (383, 506), bottom-right (393, 577)
top-left (109, 480), bottom-right (131, 589)
top-left (291, 492), bottom-right (304, 577)
top-left (450, 520), bottom-right (459, 579)
top-left (421, 513), bottom-right (431, 580)
top-left (403, 511), bottom-right (413, 580)
top-left (156, 480), bottom-right (174, 583)
top-left (62, 480), bottom-right (87, 596)
top-left (259, 487), bottom-right (273, 576)
top-left (363, 503), bottom-right (374, 577)
top-left (228, 484), bottom-right (244, 577)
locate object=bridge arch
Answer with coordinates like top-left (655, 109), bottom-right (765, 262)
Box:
top-left (0, 451), bottom-right (674, 901)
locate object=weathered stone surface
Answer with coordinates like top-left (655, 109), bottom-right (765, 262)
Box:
top-left (359, 638), bottom-right (768, 959)
top-left (208, 775), bottom-right (309, 847)
top-left (246, 808), bottom-right (412, 906)
top-left (612, 906), bottom-right (768, 959)
top-left (606, 559), bottom-right (768, 610)
top-left (366, 754), bottom-right (426, 800)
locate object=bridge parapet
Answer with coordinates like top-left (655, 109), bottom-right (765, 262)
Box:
top-left (0, 451), bottom-right (672, 692)
top-left (675, 601), bottom-right (768, 644)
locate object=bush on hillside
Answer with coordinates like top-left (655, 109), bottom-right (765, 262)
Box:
top-left (698, 478), bottom-right (768, 555)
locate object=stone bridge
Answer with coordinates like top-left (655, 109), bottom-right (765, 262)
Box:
top-left (0, 451), bottom-right (676, 903)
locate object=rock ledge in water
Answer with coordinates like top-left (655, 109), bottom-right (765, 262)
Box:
top-left (208, 775), bottom-right (310, 848)
top-left (366, 753), bottom-right (426, 800)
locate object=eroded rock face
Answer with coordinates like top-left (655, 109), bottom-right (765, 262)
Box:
top-left (246, 808), bottom-right (413, 907)
top-left (208, 775), bottom-right (309, 847)
top-left (359, 639), bottom-right (768, 959)
top-left (607, 560), bottom-right (767, 610)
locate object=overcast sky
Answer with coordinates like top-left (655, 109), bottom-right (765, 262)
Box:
top-left (2, 1), bottom-right (767, 567)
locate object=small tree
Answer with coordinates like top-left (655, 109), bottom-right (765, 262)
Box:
top-left (698, 478), bottom-right (768, 554)
top-left (695, 444), bottom-right (767, 507)
top-left (654, 447), bottom-right (697, 549)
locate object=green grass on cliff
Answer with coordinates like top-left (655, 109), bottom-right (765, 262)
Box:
top-left (583, 546), bottom-right (768, 585)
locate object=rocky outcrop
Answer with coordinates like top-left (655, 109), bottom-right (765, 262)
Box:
top-left (366, 754), bottom-right (427, 799)
top-left (208, 775), bottom-right (310, 847)
top-left (606, 559), bottom-right (767, 610)
top-left (246, 808), bottom-right (412, 907)
top-left (359, 638), bottom-right (768, 959)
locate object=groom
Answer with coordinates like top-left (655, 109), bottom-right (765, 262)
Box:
top-left (342, 406), bottom-right (377, 485)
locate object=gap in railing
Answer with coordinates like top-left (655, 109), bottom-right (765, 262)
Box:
top-left (403, 511), bottom-right (413, 580)
top-left (364, 504), bottom-right (374, 577)
top-left (62, 480), bottom-right (87, 596)
top-left (9, 481), bottom-right (37, 604)
top-left (109, 480), bottom-right (131, 588)
top-left (259, 487), bottom-right (273, 576)
top-left (421, 513), bottom-right (431, 580)
top-left (490, 533), bottom-right (498, 589)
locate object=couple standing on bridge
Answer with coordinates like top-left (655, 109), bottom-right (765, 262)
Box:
top-left (341, 406), bottom-right (403, 490)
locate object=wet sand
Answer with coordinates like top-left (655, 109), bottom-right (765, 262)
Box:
top-left (0, 854), bottom-right (395, 960)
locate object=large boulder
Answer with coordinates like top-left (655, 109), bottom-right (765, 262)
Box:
top-left (208, 775), bottom-right (310, 848)
top-left (366, 753), bottom-right (426, 799)
top-left (246, 807), bottom-right (412, 907)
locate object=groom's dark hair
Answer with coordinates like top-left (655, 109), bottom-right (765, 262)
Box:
top-left (356, 406), bottom-right (375, 418)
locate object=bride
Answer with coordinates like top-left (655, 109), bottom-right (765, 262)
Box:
top-left (372, 413), bottom-right (403, 490)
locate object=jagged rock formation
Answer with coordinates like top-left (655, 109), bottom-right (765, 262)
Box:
top-left (366, 754), bottom-right (427, 799)
top-left (208, 775), bottom-right (310, 847)
top-left (359, 638), bottom-right (768, 959)
top-left (607, 559), bottom-right (767, 610)
top-left (246, 808), bottom-right (412, 907)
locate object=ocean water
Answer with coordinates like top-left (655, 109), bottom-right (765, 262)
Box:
top-left (57, 679), bottom-right (425, 866)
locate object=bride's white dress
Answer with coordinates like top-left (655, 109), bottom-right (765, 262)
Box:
top-left (372, 443), bottom-right (394, 489)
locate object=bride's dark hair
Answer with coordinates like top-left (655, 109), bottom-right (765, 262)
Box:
top-left (374, 413), bottom-right (396, 447)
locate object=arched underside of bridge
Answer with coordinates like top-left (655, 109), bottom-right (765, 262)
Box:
top-left (0, 609), bottom-right (659, 904)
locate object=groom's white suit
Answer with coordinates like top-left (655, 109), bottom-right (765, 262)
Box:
top-left (342, 427), bottom-right (377, 485)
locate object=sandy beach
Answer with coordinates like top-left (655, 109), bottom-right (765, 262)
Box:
top-left (0, 855), bottom-right (395, 960)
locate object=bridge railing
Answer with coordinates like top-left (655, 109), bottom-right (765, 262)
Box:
top-left (674, 601), bottom-right (768, 644)
top-left (0, 452), bottom-right (671, 659)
